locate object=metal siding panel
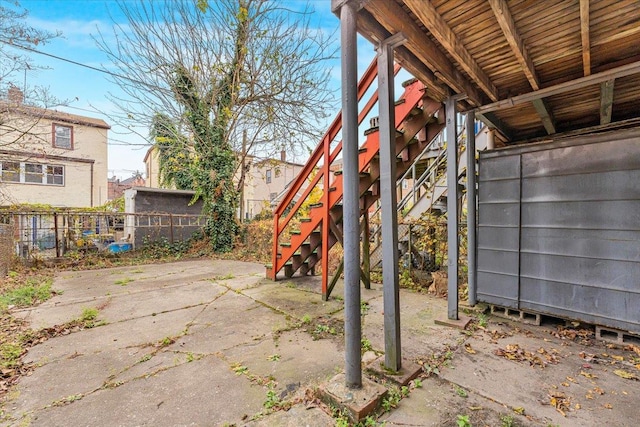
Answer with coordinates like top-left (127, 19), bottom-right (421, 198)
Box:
top-left (479, 202), bottom-right (521, 227)
top-left (476, 271), bottom-right (519, 308)
top-left (478, 226), bottom-right (520, 251)
top-left (520, 252), bottom-right (640, 292)
top-left (478, 248), bottom-right (520, 276)
top-left (521, 169), bottom-right (640, 202)
top-left (521, 228), bottom-right (640, 263)
top-left (518, 138), bottom-right (640, 332)
top-left (521, 139), bottom-right (640, 178)
top-left (479, 155), bottom-right (521, 181)
top-left (521, 200), bottom-right (640, 231)
top-left (519, 278), bottom-right (640, 333)
top-left (479, 179), bottom-right (521, 203)
top-left (477, 152), bottom-right (521, 308)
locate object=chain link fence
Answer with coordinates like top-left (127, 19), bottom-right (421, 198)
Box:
top-left (369, 218), bottom-right (468, 275)
top-left (0, 210), bottom-right (206, 263)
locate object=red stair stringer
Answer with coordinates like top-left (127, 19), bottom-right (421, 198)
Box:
top-left (270, 80), bottom-right (430, 279)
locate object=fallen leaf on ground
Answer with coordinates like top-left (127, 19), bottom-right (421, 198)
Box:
top-left (628, 344), bottom-right (640, 356)
top-left (464, 344), bottom-right (476, 354)
top-left (611, 355), bottom-right (624, 362)
top-left (549, 391), bottom-right (570, 416)
top-left (613, 369), bottom-right (638, 380)
top-left (580, 371), bottom-right (597, 379)
top-left (593, 386), bottom-right (605, 395)
top-left (513, 407), bottom-right (525, 415)
top-left (604, 403), bottom-right (613, 409)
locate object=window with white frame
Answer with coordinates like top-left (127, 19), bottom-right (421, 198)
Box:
top-left (266, 169), bottom-right (272, 184)
top-left (0, 161), bottom-right (64, 186)
top-left (1, 161), bottom-right (20, 182)
top-left (53, 124), bottom-right (73, 149)
top-left (46, 165), bottom-right (64, 185)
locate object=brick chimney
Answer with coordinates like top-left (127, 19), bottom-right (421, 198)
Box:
top-left (280, 149), bottom-right (286, 162)
top-left (8, 86), bottom-right (24, 104)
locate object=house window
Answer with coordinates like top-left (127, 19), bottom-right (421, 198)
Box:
top-left (46, 165), bottom-right (64, 185)
top-left (53, 124), bottom-right (73, 149)
top-left (25, 163), bottom-right (43, 183)
top-left (266, 169), bottom-right (272, 184)
top-left (1, 161), bottom-right (20, 182)
top-left (0, 161), bottom-right (64, 186)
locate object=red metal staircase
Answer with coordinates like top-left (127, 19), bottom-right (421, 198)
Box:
top-left (265, 58), bottom-right (445, 299)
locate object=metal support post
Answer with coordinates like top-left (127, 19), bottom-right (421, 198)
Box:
top-left (378, 33), bottom-right (405, 372)
top-left (338, 1), bottom-right (362, 389)
top-left (466, 112), bottom-right (477, 306)
top-left (445, 97), bottom-right (459, 320)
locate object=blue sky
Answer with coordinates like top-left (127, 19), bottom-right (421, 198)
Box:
top-left (13, 0), bottom-right (378, 179)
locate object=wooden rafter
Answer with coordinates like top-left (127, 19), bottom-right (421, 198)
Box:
top-left (362, 1), bottom-right (484, 105)
top-left (600, 79), bottom-right (615, 125)
top-left (580, 0), bottom-right (591, 76)
top-left (488, 0), bottom-right (539, 90)
top-left (404, 0), bottom-right (499, 102)
top-left (488, 0), bottom-right (555, 134)
top-left (356, 12), bottom-right (448, 101)
top-left (475, 60), bottom-right (640, 115)
top-left (477, 112), bottom-right (512, 141)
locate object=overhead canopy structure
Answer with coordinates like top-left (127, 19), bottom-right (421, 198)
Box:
top-left (331, 0), bottom-right (640, 389)
top-left (348, 0), bottom-right (640, 143)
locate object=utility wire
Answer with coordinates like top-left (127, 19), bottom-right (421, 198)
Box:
top-left (0, 39), bottom-right (155, 89)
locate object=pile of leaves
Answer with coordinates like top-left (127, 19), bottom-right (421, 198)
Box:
top-left (493, 343), bottom-right (560, 368)
top-left (550, 324), bottom-right (595, 345)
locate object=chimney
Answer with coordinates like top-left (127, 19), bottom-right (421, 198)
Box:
top-left (8, 86), bottom-right (24, 105)
top-left (280, 149), bottom-right (286, 162)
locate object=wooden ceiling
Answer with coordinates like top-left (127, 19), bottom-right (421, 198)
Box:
top-left (349, 0), bottom-right (640, 144)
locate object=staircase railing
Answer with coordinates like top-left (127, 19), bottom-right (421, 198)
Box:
top-left (269, 57), bottom-right (400, 280)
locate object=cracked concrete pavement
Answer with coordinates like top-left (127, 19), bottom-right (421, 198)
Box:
top-left (1, 259), bottom-right (638, 426)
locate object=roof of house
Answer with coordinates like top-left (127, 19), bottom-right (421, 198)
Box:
top-left (347, 0), bottom-right (640, 144)
top-left (1, 101), bottom-right (110, 130)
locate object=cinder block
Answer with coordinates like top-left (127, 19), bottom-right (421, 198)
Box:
top-left (596, 325), bottom-right (640, 345)
top-left (490, 305), bottom-right (541, 326)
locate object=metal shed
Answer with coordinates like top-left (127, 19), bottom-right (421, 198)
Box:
top-left (478, 127), bottom-right (640, 333)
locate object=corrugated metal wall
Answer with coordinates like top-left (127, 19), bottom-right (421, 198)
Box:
top-left (477, 128), bottom-right (640, 333)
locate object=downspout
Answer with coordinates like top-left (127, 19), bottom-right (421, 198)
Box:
top-left (90, 161), bottom-right (94, 207)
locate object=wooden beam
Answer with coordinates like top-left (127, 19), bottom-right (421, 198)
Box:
top-left (474, 60), bottom-right (640, 115)
top-left (488, 0), bottom-right (556, 134)
top-left (580, 0), bottom-right (591, 76)
top-left (488, 0), bottom-right (540, 90)
top-left (531, 99), bottom-right (556, 134)
top-left (356, 13), bottom-right (448, 101)
top-left (477, 112), bottom-right (513, 141)
top-left (362, 1), bottom-right (485, 106)
top-left (600, 79), bottom-right (615, 125)
top-left (405, 0), bottom-right (499, 102)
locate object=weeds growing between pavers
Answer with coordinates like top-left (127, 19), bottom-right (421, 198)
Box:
top-left (0, 268), bottom-right (107, 406)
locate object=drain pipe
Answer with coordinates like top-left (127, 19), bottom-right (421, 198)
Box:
top-left (336, 0), bottom-right (362, 389)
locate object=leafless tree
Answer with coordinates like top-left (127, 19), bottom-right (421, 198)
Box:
top-left (96, 0), bottom-right (337, 171)
top-left (0, 0), bottom-right (62, 147)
